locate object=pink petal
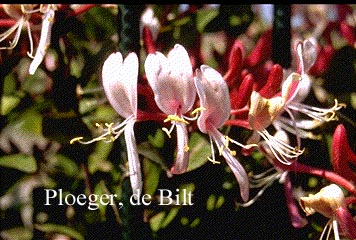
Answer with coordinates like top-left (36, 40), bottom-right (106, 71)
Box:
top-left (170, 121), bottom-right (189, 174)
top-left (144, 44), bottom-right (195, 115)
top-left (209, 125), bottom-right (249, 202)
top-left (195, 65), bottom-right (231, 133)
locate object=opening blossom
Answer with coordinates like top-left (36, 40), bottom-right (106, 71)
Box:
top-left (71, 52), bottom-right (142, 197)
top-left (144, 44), bottom-right (197, 175)
top-left (299, 184), bottom-right (356, 240)
top-left (246, 39), bottom-right (344, 165)
top-left (194, 65), bottom-right (253, 202)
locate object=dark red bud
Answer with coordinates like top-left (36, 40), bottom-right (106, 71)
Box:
top-left (258, 64), bottom-right (283, 98)
top-left (230, 73), bottom-right (254, 109)
top-left (332, 124), bottom-right (356, 183)
top-left (245, 29), bottom-right (272, 68)
top-left (143, 26), bottom-right (156, 54)
top-left (224, 40), bottom-right (245, 89)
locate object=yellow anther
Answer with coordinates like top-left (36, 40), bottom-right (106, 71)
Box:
top-left (224, 136), bottom-right (231, 148)
top-left (164, 114), bottom-right (189, 124)
top-left (162, 127), bottom-right (172, 138)
top-left (70, 137), bottom-right (83, 144)
top-left (184, 145), bottom-right (190, 152)
top-left (191, 106), bottom-right (206, 115)
top-left (230, 150), bottom-right (236, 156)
top-left (208, 157), bottom-right (221, 164)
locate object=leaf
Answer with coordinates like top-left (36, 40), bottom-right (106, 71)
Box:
top-left (147, 128), bottom-right (165, 148)
top-left (52, 154), bottom-right (80, 177)
top-left (0, 109), bottom-right (48, 154)
top-left (186, 132), bottom-right (211, 172)
top-left (0, 154), bottom-right (37, 173)
top-left (1, 95), bottom-right (21, 115)
top-left (34, 223), bottom-right (84, 240)
top-left (0, 226), bottom-right (33, 240)
top-left (137, 142), bottom-right (168, 172)
top-left (149, 208), bottom-right (180, 232)
top-left (143, 157), bottom-right (161, 197)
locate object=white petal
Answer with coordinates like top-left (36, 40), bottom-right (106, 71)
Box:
top-left (102, 52), bottom-right (138, 118)
top-left (124, 120), bottom-right (142, 197)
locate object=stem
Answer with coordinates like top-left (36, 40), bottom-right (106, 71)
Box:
top-left (117, 5), bottom-right (145, 57)
top-left (279, 161), bottom-right (356, 197)
top-left (116, 5), bottom-right (153, 240)
top-left (272, 4), bottom-right (291, 68)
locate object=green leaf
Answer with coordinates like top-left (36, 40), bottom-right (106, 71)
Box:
top-left (148, 129), bottom-right (165, 148)
top-left (34, 223), bottom-right (84, 240)
top-left (1, 95), bottom-right (21, 115)
top-left (52, 154), bottom-right (80, 177)
top-left (149, 208), bottom-right (180, 232)
top-left (137, 142), bottom-right (168, 172)
top-left (88, 141), bottom-right (114, 174)
top-left (0, 154), bottom-right (37, 173)
top-left (143, 157), bottom-right (161, 197)
top-left (186, 132), bottom-right (211, 172)
top-left (196, 8), bottom-right (219, 33)
top-left (0, 226), bottom-right (33, 240)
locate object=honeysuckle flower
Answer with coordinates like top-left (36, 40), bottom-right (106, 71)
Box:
top-left (245, 39), bottom-right (344, 165)
top-left (194, 64), bottom-right (255, 202)
top-left (299, 184), bottom-right (356, 240)
top-left (0, 4), bottom-right (57, 75)
top-left (0, 4), bottom-right (36, 53)
top-left (71, 52), bottom-right (142, 197)
top-left (144, 44), bottom-right (196, 175)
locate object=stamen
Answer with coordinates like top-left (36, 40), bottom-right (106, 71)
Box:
top-left (208, 137), bottom-right (221, 164)
top-left (191, 106), bottom-right (206, 115)
top-left (70, 137), bottom-right (84, 144)
top-left (162, 124), bottom-right (175, 138)
top-left (164, 114), bottom-right (189, 124)
top-left (225, 135), bottom-right (258, 150)
top-left (185, 106), bottom-right (207, 121)
top-left (288, 99), bottom-right (345, 123)
top-left (70, 119), bottom-right (131, 145)
top-left (258, 129), bottom-right (304, 165)
top-left (332, 218), bottom-right (340, 240)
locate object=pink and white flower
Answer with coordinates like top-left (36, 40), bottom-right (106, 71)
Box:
top-left (194, 64), bottom-right (250, 202)
top-left (144, 44), bottom-right (196, 175)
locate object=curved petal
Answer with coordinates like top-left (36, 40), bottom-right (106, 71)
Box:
top-left (102, 52), bottom-right (138, 118)
top-left (170, 121), bottom-right (189, 174)
top-left (209, 125), bottom-right (249, 202)
top-left (145, 44), bottom-right (195, 115)
top-left (195, 65), bottom-right (231, 133)
top-left (124, 120), bottom-right (142, 197)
